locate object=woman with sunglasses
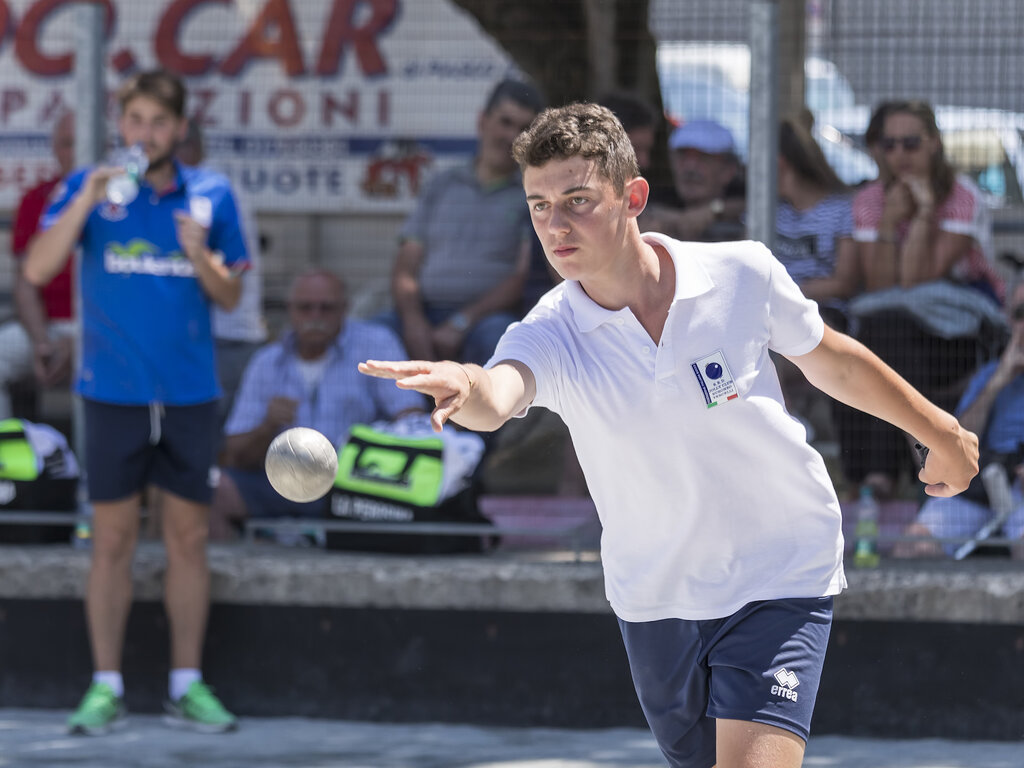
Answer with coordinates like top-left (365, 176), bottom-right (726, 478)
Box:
top-left (840, 100), bottom-right (1005, 499)
top-left (853, 100), bottom-right (1003, 301)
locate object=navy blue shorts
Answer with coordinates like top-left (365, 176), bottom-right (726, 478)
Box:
top-left (618, 596), bottom-right (833, 768)
top-left (84, 399), bottom-right (220, 504)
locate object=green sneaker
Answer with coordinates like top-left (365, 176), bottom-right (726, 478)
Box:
top-left (67, 682), bottom-right (126, 735)
top-left (163, 680), bottom-right (237, 733)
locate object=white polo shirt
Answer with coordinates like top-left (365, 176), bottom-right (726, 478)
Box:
top-left (488, 234), bottom-right (847, 621)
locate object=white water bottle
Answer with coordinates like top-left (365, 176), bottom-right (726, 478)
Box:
top-left (106, 144), bottom-right (149, 205)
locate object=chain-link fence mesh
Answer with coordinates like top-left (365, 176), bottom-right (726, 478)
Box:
top-left (0, 0), bottom-right (1020, 557)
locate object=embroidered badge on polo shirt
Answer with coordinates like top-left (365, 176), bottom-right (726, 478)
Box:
top-left (690, 350), bottom-right (740, 408)
top-left (98, 202), bottom-right (128, 222)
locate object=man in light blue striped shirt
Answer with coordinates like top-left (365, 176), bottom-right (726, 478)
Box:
top-left (211, 270), bottom-right (424, 535)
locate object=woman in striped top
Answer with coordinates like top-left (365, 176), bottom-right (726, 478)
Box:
top-left (775, 114), bottom-right (861, 329)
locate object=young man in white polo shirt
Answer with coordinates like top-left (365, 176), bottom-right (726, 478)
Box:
top-left (359, 103), bottom-right (979, 768)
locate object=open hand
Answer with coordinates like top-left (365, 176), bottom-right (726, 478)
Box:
top-left (359, 359), bottom-right (473, 432)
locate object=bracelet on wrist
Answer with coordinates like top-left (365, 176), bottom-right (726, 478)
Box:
top-left (456, 364), bottom-right (475, 391)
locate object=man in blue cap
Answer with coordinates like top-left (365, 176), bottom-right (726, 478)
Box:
top-left (641, 119), bottom-right (746, 241)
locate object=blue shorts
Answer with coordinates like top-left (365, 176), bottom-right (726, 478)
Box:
top-left (618, 596), bottom-right (833, 768)
top-left (84, 399), bottom-right (220, 504)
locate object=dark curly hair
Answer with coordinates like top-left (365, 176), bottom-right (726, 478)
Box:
top-left (512, 102), bottom-right (639, 193)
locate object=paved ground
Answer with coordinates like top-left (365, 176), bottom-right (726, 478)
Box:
top-left (0, 710), bottom-right (1021, 768)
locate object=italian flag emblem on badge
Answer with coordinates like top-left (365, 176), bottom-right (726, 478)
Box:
top-left (691, 350), bottom-right (740, 408)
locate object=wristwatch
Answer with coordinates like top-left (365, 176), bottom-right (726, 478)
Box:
top-left (448, 312), bottom-right (471, 332)
top-left (709, 198), bottom-right (725, 218)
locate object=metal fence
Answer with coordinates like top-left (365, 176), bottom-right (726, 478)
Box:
top-left (0, 0), bottom-right (1020, 561)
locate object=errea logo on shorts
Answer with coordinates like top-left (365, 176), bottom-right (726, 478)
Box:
top-left (771, 668), bottom-right (800, 701)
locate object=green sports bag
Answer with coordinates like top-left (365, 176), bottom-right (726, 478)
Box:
top-left (327, 422), bottom-right (494, 554)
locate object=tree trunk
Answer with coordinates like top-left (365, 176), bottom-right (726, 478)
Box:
top-left (450, 0), bottom-right (669, 186)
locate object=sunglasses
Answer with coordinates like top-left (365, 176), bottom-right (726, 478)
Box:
top-left (881, 135), bottom-right (923, 153)
top-left (1013, 303), bottom-right (1024, 322)
top-left (291, 301), bottom-right (341, 314)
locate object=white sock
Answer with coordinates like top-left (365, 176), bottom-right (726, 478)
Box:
top-left (169, 668), bottom-right (202, 702)
top-left (93, 671), bottom-right (124, 698)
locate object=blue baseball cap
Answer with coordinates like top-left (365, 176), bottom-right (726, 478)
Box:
top-left (668, 120), bottom-right (736, 155)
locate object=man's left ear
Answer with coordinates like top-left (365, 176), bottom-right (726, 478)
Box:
top-left (625, 177), bottom-right (650, 217)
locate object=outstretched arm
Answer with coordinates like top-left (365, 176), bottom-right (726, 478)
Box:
top-left (358, 359), bottom-right (535, 433)
top-left (786, 325), bottom-right (979, 496)
top-left (25, 167), bottom-right (119, 286)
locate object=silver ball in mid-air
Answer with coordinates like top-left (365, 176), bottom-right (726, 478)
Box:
top-left (265, 427), bottom-right (339, 502)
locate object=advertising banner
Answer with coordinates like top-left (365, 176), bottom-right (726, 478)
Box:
top-left (0, 0), bottom-right (515, 212)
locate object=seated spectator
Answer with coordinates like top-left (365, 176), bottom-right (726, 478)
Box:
top-left (776, 114), bottom-right (860, 326)
top-left (176, 118), bottom-right (268, 426)
top-left (211, 270), bottom-right (424, 537)
top-left (773, 115), bottom-right (861, 441)
top-left (383, 78), bottom-right (544, 365)
top-left (856, 100), bottom-right (1003, 299)
top-left (895, 280), bottom-right (1024, 558)
top-left (640, 119), bottom-right (746, 241)
top-left (838, 99), bottom-right (1006, 497)
top-left (0, 112), bottom-right (77, 421)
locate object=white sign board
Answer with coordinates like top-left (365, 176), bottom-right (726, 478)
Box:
top-left (0, 0), bottom-right (516, 212)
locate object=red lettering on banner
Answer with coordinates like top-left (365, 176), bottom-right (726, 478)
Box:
top-left (37, 89), bottom-right (72, 122)
top-left (0, 165), bottom-right (30, 188)
top-left (239, 90), bottom-right (251, 126)
top-left (0, 2), bottom-right (10, 48)
top-left (268, 89), bottom-right (305, 127)
top-left (156, 0), bottom-right (228, 75)
top-left (317, 0), bottom-right (396, 76)
top-left (108, 86), bottom-right (395, 130)
top-left (190, 88), bottom-right (218, 125)
top-left (322, 91), bottom-right (358, 126)
top-left (1, 89), bottom-right (26, 122)
top-left (220, 0), bottom-right (305, 76)
top-left (15, 0), bottom-right (115, 76)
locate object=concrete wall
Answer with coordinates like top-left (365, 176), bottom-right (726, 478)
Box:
top-left (0, 544), bottom-right (1022, 738)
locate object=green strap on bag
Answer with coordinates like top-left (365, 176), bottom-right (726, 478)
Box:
top-left (0, 418), bottom-right (39, 481)
top-left (334, 424), bottom-right (444, 506)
